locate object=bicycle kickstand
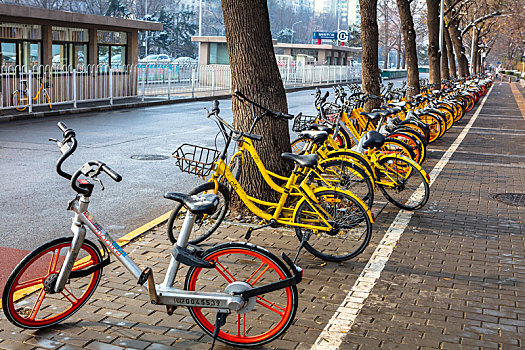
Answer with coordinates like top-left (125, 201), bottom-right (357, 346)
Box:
top-left (293, 231), bottom-right (311, 264)
top-left (209, 311), bottom-right (229, 350)
top-left (244, 219), bottom-right (277, 240)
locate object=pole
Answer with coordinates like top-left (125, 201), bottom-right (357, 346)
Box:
top-left (336, 0), bottom-right (341, 46)
top-left (198, 0), bottom-right (203, 66)
top-left (439, 0), bottom-right (444, 53)
top-left (470, 27), bottom-right (476, 72)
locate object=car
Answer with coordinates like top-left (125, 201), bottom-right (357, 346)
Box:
top-left (140, 54), bottom-right (172, 63)
top-left (173, 57), bottom-right (197, 64)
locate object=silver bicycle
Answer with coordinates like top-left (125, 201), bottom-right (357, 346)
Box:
top-left (2, 122), bottom-right (302, 348)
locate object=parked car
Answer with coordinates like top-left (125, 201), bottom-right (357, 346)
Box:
top-left (173, 57), bottom-right (197, 64)
top-left (140, 54), bottom-right (173, 63)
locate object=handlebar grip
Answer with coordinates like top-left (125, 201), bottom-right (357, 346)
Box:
top-left (57, 122), bottom-right (68, 133)
top-left (277, 112), bottom-right (294, 120)
top-left (101, 164), bottom-right (122, 182)
top-left (241, 132), bottom-right (263, 141)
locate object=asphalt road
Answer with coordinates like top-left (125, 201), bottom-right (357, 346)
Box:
top-left (0, 77), bottom-right (414, 252)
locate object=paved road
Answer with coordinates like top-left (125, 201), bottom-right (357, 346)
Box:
top-left (0, 89), bottom-right (324, 251)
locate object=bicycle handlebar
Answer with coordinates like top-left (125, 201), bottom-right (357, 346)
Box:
top-left (53, 122), bottom-right (122, 195)
top-left (233, 90), bottom-right (294, 120)
top-left (207, 102), bottom-right (263, 142)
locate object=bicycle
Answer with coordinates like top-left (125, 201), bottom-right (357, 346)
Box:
top-left (168, 96), bottom-right (374, 262)
top-left (11, 77), bottom-right (52, 112)
top-left (1, 122), bottom-right (302, 349)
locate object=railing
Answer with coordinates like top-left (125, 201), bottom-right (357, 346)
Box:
top-left (0, 63), bottom-right (361, 112)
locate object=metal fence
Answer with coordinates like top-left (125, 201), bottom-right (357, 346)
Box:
top-left (0, 63), bottom-right (361, 112)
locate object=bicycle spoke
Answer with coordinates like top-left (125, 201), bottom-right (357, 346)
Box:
top-left (247, 263), bottom-right (270, 285)
top-left (256, 296), bottom-right (286, 316)
top-left (213, 259), bottom-right (237, 283)
top-left (28, 289), bottom-right (47, 321)
top-left (48, 248), bottom-right (60, 273)
top-left (61, 287), bottom-right (80, 305)
top-left (13, 276), bottom-right (45, 292)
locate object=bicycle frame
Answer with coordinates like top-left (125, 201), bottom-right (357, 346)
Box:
top-left (210, 138), bottom-right (373, 231)
top-left (54, 194), bottom-right (247, 311)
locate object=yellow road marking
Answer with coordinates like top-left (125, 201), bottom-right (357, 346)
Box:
top-left (510, 83), bottom-right (525, 120)
top-left (0, 210), bottom-right (172, 310)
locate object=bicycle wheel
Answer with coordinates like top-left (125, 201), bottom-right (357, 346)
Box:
top-left (185, 242), bottom-right (298, 348)
top-left (316, 158), bottom-right (375, 209)
top-left (293, 189), bottom-right (372, 262)
top-left (376, 156), bottom-right (430, 210)
top-left (380, 138), bottom-right (416, 161)
top-left (167, 182), bottom-right (230, 244)
top-left (387, 132), bottom-right (423, 165)
top-left (2, 237), bottom-right (102, 329)
top-left (12, 91), bottom-right (28, 112)
top-left (418, 113), bottom-right (442, 143)
top-left (290, 137), bottom-right (309, 154)
top-left (45, 92), bottom-right (52, 110)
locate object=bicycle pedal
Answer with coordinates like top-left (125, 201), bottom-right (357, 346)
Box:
top-left (172, 245), bottom-right (215, 268)
top-left (138, 267), bottom-right (152, 286)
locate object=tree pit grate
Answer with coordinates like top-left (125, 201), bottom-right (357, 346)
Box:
top-left (131, 154), bottom-right (170, 161)
top-left (490, 193), bottom-right (525, 207)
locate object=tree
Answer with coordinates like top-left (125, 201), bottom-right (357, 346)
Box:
top-left (105, 0), bottom-right (130, 18)
top-left (426, 0), bottom-right (441, 88)
top-left (396, 0), bottom-right (421, 95)
top-left (359, 0), bottom-right (381, 111)
top-left (221, 0), bottom-right (292, 207)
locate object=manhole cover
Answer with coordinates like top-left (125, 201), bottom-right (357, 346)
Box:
top-left (491, 193), bottom-right (525, 207)
top-left (130, 154), bottom-right (169, 161)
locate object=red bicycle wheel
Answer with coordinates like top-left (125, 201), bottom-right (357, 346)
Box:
top-left (2, 237), bottom-right (102, 329)
top-left (185, 243), bottom-right (298, 348)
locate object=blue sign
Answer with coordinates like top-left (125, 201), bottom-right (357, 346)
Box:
top-left (313, 32), bottom-right (337, 40)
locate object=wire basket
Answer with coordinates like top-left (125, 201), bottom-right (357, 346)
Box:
top-left (292, 113), bottom-right (318, 133)
top-left (172, 144), bottom-right (220, 177)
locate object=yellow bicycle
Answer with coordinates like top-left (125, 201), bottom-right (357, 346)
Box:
top-left (168, 98), bottom-right (374, 262)
top-left (12, 77), bottom-right (52, 112)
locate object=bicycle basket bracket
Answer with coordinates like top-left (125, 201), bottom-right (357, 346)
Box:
top-left (172, 144), bottom-right (220, 177)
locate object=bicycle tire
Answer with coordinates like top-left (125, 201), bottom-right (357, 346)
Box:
top-left (2, 237), bottom-right (102, 329)
top-left (185, 242), bottom-right (299, 348)
top-left (12, 90), bottom-right (27, 112)
top-left (380, 138), bottom-right (416, 161)
top-left (387, 132), bottom-right (424, 165)
top-left (418, 113), bottom-right (442, 143)
top-left (167, 182), bottom-right (230, 244)
top-left (376, 156), bottom-right (430, 210)
top-left (294, 189), bottom-right (372, 262)
top-left (316, 158), bottom-right (375, 209)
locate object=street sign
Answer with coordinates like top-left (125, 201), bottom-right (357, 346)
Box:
top-left (337, 30), bottom-right (349, 42)
top-left (313, 32), bottom-right (337, 40)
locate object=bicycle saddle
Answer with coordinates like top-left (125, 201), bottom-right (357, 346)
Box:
top-left (359, 111), bottom-right (383, 120)
top-left (299, 130), bottom-right (328, 143)
top-left (310, 124), bottom-right (333, 134)
top-left (389, 101), bottom-right (407, 109)
top-left (164, 193), bottom-right (219, 215)
top-left (281, 153), bottom-right (318, 168)
top-left (362, 131), bottom-right (386, 149)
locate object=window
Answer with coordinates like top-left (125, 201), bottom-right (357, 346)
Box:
top-left (1, 23), bottom-right (42, 69)
top-left (209, 43), bottom-right (229, 65)
top-left (97, 30), bottom-right (128, 68)
top-left (52, 44), bottom-right (67, 68)
top-left (52, 27), bottom-right (89, 69)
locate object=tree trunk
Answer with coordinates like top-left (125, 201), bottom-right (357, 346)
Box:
top-left (441, 29), bottom-right (450, 80)
top-left (383, 1), bottom-right (389, 70)
top-left (221, 0), bottom-right (292, 207)
top-left (401, 49), bottom-right (406, 69)
top-left (444, 26), bottom-right (456, 78)
top-left (396, 0), bottom-right (420, 96)
top-left (426, 0), bottom-right (441, 88)
top-left (360, 0), bottom-right (381, 111)
top-left (447, 19), bottom-right (469, 77)
top-left (470, 27), bottom-right (479, 74)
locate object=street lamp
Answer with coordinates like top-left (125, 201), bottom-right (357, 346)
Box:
top-left (291, 21), bottom-right (302, 45)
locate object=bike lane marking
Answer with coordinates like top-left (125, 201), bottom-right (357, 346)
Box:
top-left (510, 83), bottom-right (525, 119)
top-left (311, 84), bottom-right (495, 349)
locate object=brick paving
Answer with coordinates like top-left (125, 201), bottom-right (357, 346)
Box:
top-left (1, 81), bottom-right (524, 349)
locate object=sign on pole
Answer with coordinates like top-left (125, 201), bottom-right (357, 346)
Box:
top-left (337, 30), bottom-right (349, 42)
top-left (313, 32), bottom-right (337, 40)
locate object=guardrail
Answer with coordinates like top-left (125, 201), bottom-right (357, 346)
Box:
top-left (0, 63), bottom-right (361, 112)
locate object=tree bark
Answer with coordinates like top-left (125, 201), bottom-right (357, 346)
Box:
top-left (221, 0), bottom-right (292, 207)
top-left (396, 0), bottom-right (420, 95)
top-left (426, 0), bottom-right (441, 88)
top-left (444, 26), bottom-right (456, 78)
top-left (359, 0), bottom-right (381, 111)
top-left (441, 29), bottom-right (450, 80)
top-left (447, 19), bottom-right (469, 77)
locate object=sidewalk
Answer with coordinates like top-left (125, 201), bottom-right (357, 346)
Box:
top-left (0, 82), bottom-right (524, 349)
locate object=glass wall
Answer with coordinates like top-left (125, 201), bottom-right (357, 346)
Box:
top-left (52, 27), bottom-right (89, 69)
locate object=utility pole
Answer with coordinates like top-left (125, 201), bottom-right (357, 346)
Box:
top-left (198, 0), bottom-right (203, 65)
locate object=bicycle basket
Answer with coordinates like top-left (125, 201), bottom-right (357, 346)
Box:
top-left (172, 144), bottom-right (220, 177)
top-left (292, 113), bottom-right (317, 133)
